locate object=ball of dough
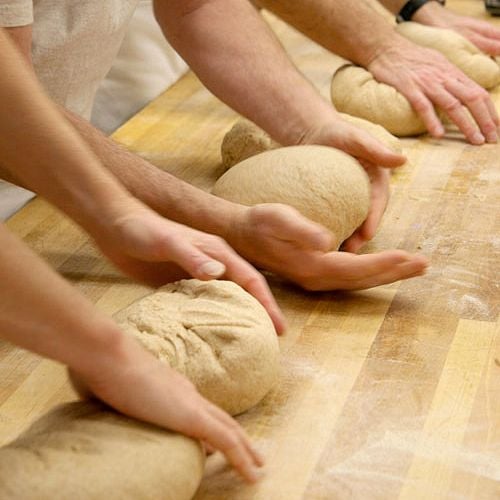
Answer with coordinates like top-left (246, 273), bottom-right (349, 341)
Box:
top-left (220, 115), bottom-right (402, 169)
top-left (331, 64), bottom-right (426, 136)
top-left (396, 22), bottom-right (500, 90)
top-left (212, 145), bottom-right (370, 250)
top-left (0, 402), bottom-right (205, 500)
top-left (114, 279), bottom-right (280, 416)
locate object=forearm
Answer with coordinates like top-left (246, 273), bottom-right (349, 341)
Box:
top-left (0, 30), bottom-right (133, 234)
top-left (154, 0), bottom-right (337, 145)
top-left (259, 0), bottom-right (399, 67)
top-left (0, 28), bottom-right (238, 240)
top-left (60, 107), bottom-right (239, 238)
top-left (0, 223), bottom-right (126, 377)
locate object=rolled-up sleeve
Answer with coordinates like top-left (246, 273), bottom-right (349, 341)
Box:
top-left (0, 1), bottom-right (33, 27)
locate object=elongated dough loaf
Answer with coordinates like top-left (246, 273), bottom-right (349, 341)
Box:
top-left (331, 64), bottom-right (425, 136)
top-left (331, 23), bottom-right (500, 136)
top-left (221, 114), bottom-right (402, 169)
top-left (0, 402), bottom-right (205, 500)
top-left (213, 145), bottom-right (370, 250)
top-left (0, 279), bottom-right (279, 498)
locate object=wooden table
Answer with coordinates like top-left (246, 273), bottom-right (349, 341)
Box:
top-left (1, 1), bottom-right (499, 498)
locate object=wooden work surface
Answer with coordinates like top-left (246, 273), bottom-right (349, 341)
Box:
top-left (1, 1), bottom-right (499, 498)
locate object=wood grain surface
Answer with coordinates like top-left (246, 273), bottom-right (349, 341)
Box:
top-left (1, 1), bottom-right (499, 498)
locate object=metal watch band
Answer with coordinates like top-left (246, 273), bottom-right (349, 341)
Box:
top-left (396, 0), bottom-right (446, 23)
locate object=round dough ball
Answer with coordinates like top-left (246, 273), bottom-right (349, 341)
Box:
top-left (212, 145), bottom-right (370, 250)
top-left (221, 115), bottom-right (402, 169)
top-left (221, 119), bottom-right (280, 170)
top-left (331, 64), bottom-right (426, 136)
top-left (396, 22), bottom-right (500, 90)
top-left (114, 279), bottom-right (280, 416)
top-left (0, 402), bottom-right (205, 500)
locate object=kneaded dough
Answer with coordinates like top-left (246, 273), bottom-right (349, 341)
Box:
top-left (396, 22), bottom-right (500, 90)
top-left (212, 145), bottom-right (370, 250)
top-left (331, 24), bottom-right (500, 137)
top-left (331, 64), bottom-right (426, 136)
top-left (0, 401), bottom-right (205, 500)
top-left (114, 279), bottom-right (280, 416)
top-left (221, 114), bottom-right (402, 169)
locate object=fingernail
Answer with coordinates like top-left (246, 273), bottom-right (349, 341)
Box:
top-left (472, 132), bottom-right (485, 144)
top-left (199, 261), bottom-right (226, 277)
top-left (486, 131), bottom-right (498, 143)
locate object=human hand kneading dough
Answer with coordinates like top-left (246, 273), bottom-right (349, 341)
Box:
top-left (296, 115), bottom-right (403, 251)
top-left (226, 203), bottom-right (427, 292)
top-left (412, 0), bottom-right (500, 56)
top-left (69, 344), bottom-right (263, 484)
top-left (367, 35), bottom-right (499, 144)
top-left (90, 202), bottom-right (285, 333)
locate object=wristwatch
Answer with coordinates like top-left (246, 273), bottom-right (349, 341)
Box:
top-left (396, 0), bottom-right (446, 23)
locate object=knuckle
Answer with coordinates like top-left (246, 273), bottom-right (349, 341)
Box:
top-left (441, 99), bottom-right (462, 113)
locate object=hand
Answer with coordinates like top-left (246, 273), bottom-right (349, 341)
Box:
top-left (92, 201), bottom-right (285, 333)
top-left (368, 35), bottom-right (499, 144)
top-left (413, 1), bottom-right (500, 56)
top-left (69, 334), bottom-right (263, 484)
top-left (342, 164), bottom-right (389, 253)
top-left (296, 116), bottom-right (404, 246)
top-left (226, 204), bottom-right (428, 291)
top-left (298, 112), bottom-right (407, 169)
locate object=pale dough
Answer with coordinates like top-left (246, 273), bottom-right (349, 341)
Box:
top-left (0, 401), bottom-right (205, 500)
top-left (331, 24), bottom-right (500, 137)
top-left (331, 64), bottom-right (426, 136)
top-left (114, 279), bottom-right (280, 416)
top-left (221, 114), bottom-right (403, 169)
top-left (0, 280), bottom-right (280, 498)
top-left (396, 22), bottom-right (500, 90)
top-left (212, 145), bottom-right (370, 250)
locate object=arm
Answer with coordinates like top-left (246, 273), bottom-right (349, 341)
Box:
top-left (0, 29), bottom-right (263, 482)
top-left (0, 27), bottom-right (284, 332)
top-left (2, 20), bottom-right (424, 292)
top-left (0, 223), bottom-right (261, 483)
top-left (258, 0), bottom-right (498, 144)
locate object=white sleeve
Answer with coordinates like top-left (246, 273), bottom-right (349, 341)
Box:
top-left (0, 1), bottom-right (33, 27)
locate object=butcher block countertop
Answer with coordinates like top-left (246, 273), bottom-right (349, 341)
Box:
top-left (1, 1), bottom-right (499, 498)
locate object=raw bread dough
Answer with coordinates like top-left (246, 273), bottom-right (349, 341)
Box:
top-left (331, 64), bottom-right (426, 136)
top-left (396, 22), bottom-right (500, 90)
top-left (114, 279), bottom-right (280, 416)
top-left (0, 280), bottom-right (279, 498)
top-left (212, 145), bottom-right (370, 250)
top-left (221, 114), bottom-right (402, 169)
top-left (331, 24), bottom-right (500, 137)
top-left (0, 401), bottom-right (205, 500)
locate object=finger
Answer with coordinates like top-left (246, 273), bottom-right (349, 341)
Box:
top-left (473, 21), bottom-right (500, 40)
top-left (345, 255), bottom-right (429, 290)
top-left (196, 412), bottom-right (261, 483)
top-left (155, 235), bottom-right (227, 280)
top-left (404, 87), bottom-right (445, 137)
top-left (444, 79), bottom-right (498, 143)
top-left (263, 204), bottom-right (334, 252)
top-left (335, 126), bottom-right (407, 169)
top-left (204, 243), bottom-right (286, 334)
top-left (318, 250), bottom-right (428, 289)
top-left (205, 402), bottom-right (264, 467)
top-left (468, 31), bottom-right (500, 55)
top-left (426, 85), bottom-right (485, 144)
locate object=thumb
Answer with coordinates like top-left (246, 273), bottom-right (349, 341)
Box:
top-left (338, 127), bottom-right (406, 168)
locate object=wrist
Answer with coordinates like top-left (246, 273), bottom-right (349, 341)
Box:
top-left (362, 30), bottom-right (409, 68)
top-left (405, 1), bottom-right (447, 25)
